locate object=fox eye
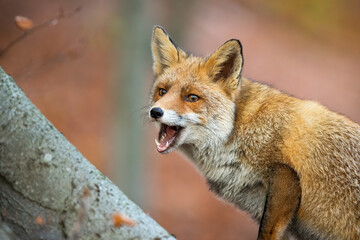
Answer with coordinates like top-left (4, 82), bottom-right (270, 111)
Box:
top-left (185, 94), bottom-right (200, 102)
top-left (158, 88), bottom-right (166, 96)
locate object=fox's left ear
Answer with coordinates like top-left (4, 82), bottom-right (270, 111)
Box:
top-left (204, 39), bottom-right (244, 92)
top-left (151, 26), bottom-right (186, 77)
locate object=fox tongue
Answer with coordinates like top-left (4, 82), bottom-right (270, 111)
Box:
top-left (156, 125), bottom-right (177, 152)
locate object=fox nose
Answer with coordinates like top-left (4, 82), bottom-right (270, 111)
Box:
top-left (150, 107), bottom-right (164, 119)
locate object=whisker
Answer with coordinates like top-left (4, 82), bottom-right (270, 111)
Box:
top-left (139, 105), bottom-right (152, 125)
top-left (129, 105), bottom-right (149, 116)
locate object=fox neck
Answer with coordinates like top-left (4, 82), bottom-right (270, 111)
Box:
top-left (180, 114), bottom-right (236, 161)
top-left (179, 136), bottom-right (266, 222)
top-left (179, 140), bottom-right (238, 169)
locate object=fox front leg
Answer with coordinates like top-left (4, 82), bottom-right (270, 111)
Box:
top-left (257, 164), bottom-right (301, 240)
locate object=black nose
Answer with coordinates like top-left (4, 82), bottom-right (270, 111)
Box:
top-left (150, 107), bottom-right (164, 119)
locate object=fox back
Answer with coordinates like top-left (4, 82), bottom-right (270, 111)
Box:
top-left (149, 26), bottom-right (360, 240)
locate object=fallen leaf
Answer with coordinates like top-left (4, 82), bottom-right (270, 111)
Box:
top-left (112, 213), bottom-right (136, 227)
top-left (35, 216), bottom-right (44, 225)
top-left (14, 16), bottom-right (33, 30)
top-left (82, 187), bottom-right (90, 198)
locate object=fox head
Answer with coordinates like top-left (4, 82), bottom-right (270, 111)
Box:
top-left (149, 26), bottom-right (244, 154)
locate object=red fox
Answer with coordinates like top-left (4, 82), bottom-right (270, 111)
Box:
top-left (148, 26), bottom-right (360, 240)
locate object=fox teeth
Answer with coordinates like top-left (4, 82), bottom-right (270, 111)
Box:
top-left (155, 138), bottom-right (160, 146)
top-left (165, 141), bottom-right (169, 148)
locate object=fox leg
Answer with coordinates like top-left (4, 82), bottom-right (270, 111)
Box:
top-left (257, 164), bottom-right (301, 240)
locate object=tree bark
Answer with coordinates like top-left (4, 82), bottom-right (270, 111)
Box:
top-left (0, 66), bottom-right (175, 240)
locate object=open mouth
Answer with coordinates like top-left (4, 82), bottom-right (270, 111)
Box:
top-left (155, 124), bottom-right (182, 153)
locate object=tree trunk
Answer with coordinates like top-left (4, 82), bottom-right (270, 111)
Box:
top-left (0, 66), bottom-right (175, 240)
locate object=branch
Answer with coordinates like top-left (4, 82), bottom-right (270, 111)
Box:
top-left (0, 6), bottom-right (81, 57)
top-left (0, 66), bottom-right (175, 240)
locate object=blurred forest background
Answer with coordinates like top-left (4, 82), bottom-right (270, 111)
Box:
top-left (0, 0), bottom-right (359, 239)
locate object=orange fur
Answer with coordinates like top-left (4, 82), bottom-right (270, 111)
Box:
top-left (149, 26), bottom-right (360, 240)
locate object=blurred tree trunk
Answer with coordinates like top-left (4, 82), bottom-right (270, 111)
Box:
top-left (0, 66), bottom-right (175, 240)
top-left (113, 0), bottom-right (193, 206)
top-left (114, 0), bottom-right (148, 205)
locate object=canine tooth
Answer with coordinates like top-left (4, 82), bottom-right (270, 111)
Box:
top-left (155, 138), bottom-right (160, 146)
top-left (165, 141), bottom-right (169, 148)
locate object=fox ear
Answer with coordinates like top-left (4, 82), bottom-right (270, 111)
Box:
top-left (151, 26), bottom-right (185, 77)
top-left (204, 39), bottom-right (244, 91)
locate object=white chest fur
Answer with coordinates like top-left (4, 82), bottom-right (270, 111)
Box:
top-left (180, 143), bottom-right (267, 222)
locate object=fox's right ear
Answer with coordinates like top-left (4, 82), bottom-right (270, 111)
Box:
top-left (151, 26), bottom-right (185, 77)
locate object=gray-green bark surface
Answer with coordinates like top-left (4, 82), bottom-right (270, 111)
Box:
top-left (0, 66), bottom-right (175, 240)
